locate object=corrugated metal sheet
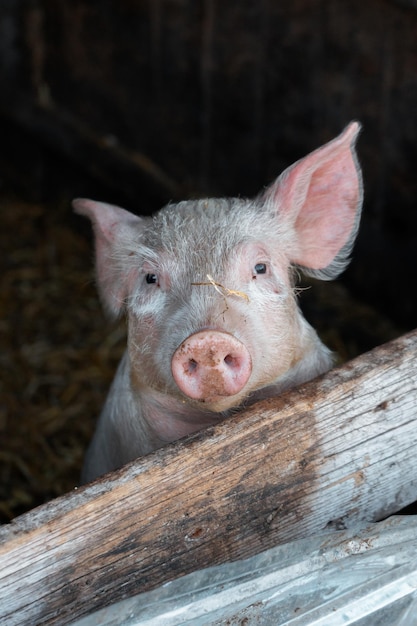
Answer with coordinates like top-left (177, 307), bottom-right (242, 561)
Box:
top-left (73, 515), bottom-right (417, 625)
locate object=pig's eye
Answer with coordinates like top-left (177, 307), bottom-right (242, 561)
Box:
top-left (253, 263), bottom-right (267, 276)
top-left (145, 273), bottom-right (158, 285)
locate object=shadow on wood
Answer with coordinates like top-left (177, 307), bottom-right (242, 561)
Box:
top-left (1, 329), bottom-right (417, 625)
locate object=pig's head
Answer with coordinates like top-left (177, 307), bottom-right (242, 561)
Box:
top-left (74, 122), bottom-right (362, 417)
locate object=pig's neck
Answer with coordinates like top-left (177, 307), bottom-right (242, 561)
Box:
top-left (131, 376), bottom-right (224, 444)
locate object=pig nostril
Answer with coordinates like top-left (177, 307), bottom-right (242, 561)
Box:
top-left (187, 359), bottom-right (198, 374)
top-left (224, 354), bottom-right (241, 369)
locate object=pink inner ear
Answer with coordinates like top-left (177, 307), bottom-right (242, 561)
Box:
top-left (291, 162), bottom-right (359, 269)
top-left (269, 122), bottom-right (362, 270)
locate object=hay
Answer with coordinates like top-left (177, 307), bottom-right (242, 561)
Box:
top-left (0, 196), bottom-right (126, 522)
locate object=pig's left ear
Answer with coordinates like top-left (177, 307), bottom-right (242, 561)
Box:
top-left (73, 198), bottom-right (143, 317)
top-left (264, 121), bottom-right (363, 279)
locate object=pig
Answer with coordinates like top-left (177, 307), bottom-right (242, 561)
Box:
top-left (74, 121), bottom-right (363, 483)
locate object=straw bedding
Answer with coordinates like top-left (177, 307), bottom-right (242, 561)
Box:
top-left (0, 196), bottom-right (125, 522)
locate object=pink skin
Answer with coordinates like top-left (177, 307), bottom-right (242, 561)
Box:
top-left (171, 330), bottom-right (252, 404)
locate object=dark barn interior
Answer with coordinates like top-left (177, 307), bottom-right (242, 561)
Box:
top-left (1, 0), bottom-right (417, 523)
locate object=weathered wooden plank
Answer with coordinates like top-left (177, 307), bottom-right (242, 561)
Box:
top-left (1, 330), bottom-right (417, 625)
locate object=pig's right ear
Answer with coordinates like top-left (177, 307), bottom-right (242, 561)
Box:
top-left (73, 198), bottom-right (143, 317)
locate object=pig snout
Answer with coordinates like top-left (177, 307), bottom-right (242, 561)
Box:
top-left (171, 331), bottom-right (252, 403)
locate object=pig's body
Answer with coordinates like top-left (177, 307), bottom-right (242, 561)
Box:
top-left (75, 122), bottom-right (363, 483)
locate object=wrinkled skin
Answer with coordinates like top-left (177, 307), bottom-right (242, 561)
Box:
top-left (74, 122), bottom-right (363, 482)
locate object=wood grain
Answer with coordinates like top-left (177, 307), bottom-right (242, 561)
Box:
top-left (1, 330), bottom-right (417, 625)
